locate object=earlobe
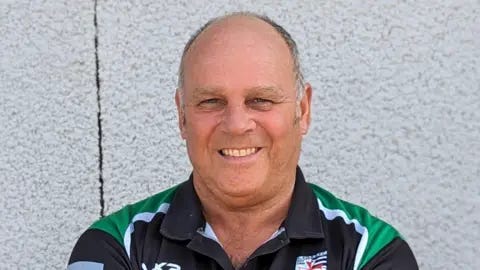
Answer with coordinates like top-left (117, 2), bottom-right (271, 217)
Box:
top-left (300, 83), bottom-right (312, 135)
top-left (179, 113), bottom-right (187, 139)
top-left (175, 89), bottom-right (187, 139)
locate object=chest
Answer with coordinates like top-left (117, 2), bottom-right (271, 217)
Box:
top-left (134, 235), bottom-right (354, 270)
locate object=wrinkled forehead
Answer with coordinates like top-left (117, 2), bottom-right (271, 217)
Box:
top-left (181, 16), bottom-right (296, 96)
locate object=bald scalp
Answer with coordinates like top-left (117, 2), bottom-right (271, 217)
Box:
top-left (177, 12), bottom-right (304, 102)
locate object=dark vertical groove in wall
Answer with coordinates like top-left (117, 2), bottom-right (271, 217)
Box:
top-left (94, 0), bottom-right (105, 218)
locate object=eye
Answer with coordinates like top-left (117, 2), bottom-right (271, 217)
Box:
top-left (197, 98), bottom-right (225, 110)
top-left (252, 98), bottom-right (271, 103)
top-left (247, 98), bottom-right (274, 111)
top-left (200, 98), bottom-right (220, 104)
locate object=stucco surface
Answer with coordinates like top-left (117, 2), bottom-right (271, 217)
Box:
top-left (0, 1), bottom-right (99, 269)
top-left (1, 0), bottom-right (479, 269)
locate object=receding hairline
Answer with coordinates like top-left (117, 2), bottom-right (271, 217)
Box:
top-left (183, 13), bottom-right (286, 57)
top-left (177, 11), bottom-right (305, 99)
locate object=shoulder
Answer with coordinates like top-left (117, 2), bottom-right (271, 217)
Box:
top-left (90, 184), bottom-right (180, 247)
top-left (68, 184), bottom-right (182, 267)
top-left (308, 183), bottom-right (404, 269)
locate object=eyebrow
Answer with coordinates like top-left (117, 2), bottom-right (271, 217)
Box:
top-left (191, 85), bottom-right (288, 99)
top-left (247, 86), bottom-right (286, 96)
top-left (190, 87), bottom-right (222, 100)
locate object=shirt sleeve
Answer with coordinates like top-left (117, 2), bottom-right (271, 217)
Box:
top-left (361, 237), bottom-right (419, 270)
top-left (67, 229), bottom-right (132, 270)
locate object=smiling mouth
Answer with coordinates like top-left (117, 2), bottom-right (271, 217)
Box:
top-left (219, 147), bottom-right (261, 157)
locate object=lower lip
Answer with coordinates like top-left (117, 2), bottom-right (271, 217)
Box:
top-left (219, 148), bottom-right (262, 162)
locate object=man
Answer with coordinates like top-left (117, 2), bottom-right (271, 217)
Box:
top-left (68, 12), bottom-right (418, 270)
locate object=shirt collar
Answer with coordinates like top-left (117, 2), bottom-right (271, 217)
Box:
top-left (159, 174), bottom-right (205, 240)
top-left (159, 166), bottom-right (324, 240)
top-left (282, 166), bottom-right (324, 239)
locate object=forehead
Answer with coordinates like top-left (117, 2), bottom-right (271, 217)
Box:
top-left (182, 16), bottom-right (296, 96)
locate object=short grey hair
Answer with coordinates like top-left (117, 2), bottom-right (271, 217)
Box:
top-left (177, 11), bottom-right (305, 102)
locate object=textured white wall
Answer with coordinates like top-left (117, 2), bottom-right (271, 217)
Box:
top-left (0, 0), bottom-right (478, 269)
top-left (0, 1), bottom-right (99, 269)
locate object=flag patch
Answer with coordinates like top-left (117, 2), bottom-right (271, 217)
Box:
top-left (295, 251), bottom-right (327, 270)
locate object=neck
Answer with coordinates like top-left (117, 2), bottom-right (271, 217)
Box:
top-left (193, 174), bottom-right (295, 268)
top-left (203, 189), bottom-right (292, 231)
top-left (194, 175), bottom-right (295, 231)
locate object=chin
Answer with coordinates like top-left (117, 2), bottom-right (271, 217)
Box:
top-left (217, 174), bottom-right (264, 197)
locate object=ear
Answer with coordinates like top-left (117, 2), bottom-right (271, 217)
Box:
top-left (175, 89), bottom-right (187, 139)
top-left (299, 83), bottom-right (312, 135)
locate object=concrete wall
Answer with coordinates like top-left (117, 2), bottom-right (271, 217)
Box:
top-left (0, 1), bottom-right (99, 269)
top-left (1, 1), bottom-right (478, 269)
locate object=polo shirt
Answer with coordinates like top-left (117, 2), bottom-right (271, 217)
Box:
top-left (68, 167), bottom-right (418, 269)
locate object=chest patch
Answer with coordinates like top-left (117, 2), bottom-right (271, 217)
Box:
top-left (295, 251), bottom-right (327, 270)
top-left (141, 262), bottom-right (181, 270)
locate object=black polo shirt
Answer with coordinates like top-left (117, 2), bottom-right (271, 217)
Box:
top-left (68, 167), bottom-right (418, 270)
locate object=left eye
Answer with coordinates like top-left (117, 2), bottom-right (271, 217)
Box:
top-left (247, 98), bottom-right (274, 110)
top-left (251, 98), bottom-right (272, 104)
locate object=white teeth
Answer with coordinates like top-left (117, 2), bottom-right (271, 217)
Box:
top-left (221, 148), bottom-right (257, 157)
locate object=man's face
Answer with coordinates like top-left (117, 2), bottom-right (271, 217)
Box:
top-left (176, 17), bottom-right (311, 206)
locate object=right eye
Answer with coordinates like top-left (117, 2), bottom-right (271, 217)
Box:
top-left (200, 98), bottom-right (220, 104)
top-left (197, 98), bottom-right (225, 110)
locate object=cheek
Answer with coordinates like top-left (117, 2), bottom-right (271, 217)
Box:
top-left (257, 111), bottom-right (298, 140)
top-left (185, 112), bottom-right (220, 144)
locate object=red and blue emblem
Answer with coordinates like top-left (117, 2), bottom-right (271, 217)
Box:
top-left (295, 251), bottom-right (327, 270)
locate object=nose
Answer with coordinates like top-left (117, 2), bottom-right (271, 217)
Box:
top-left (221, 103), bottom-right (256, 135)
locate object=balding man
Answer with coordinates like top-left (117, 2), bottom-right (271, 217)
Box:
top-left (68, 12), bottom-right (418, 270)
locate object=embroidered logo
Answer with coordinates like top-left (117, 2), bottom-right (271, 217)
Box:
top-left (141, 262), bottom-right (181, 270)
top-left (295, 251), bottom-right (327, 270)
